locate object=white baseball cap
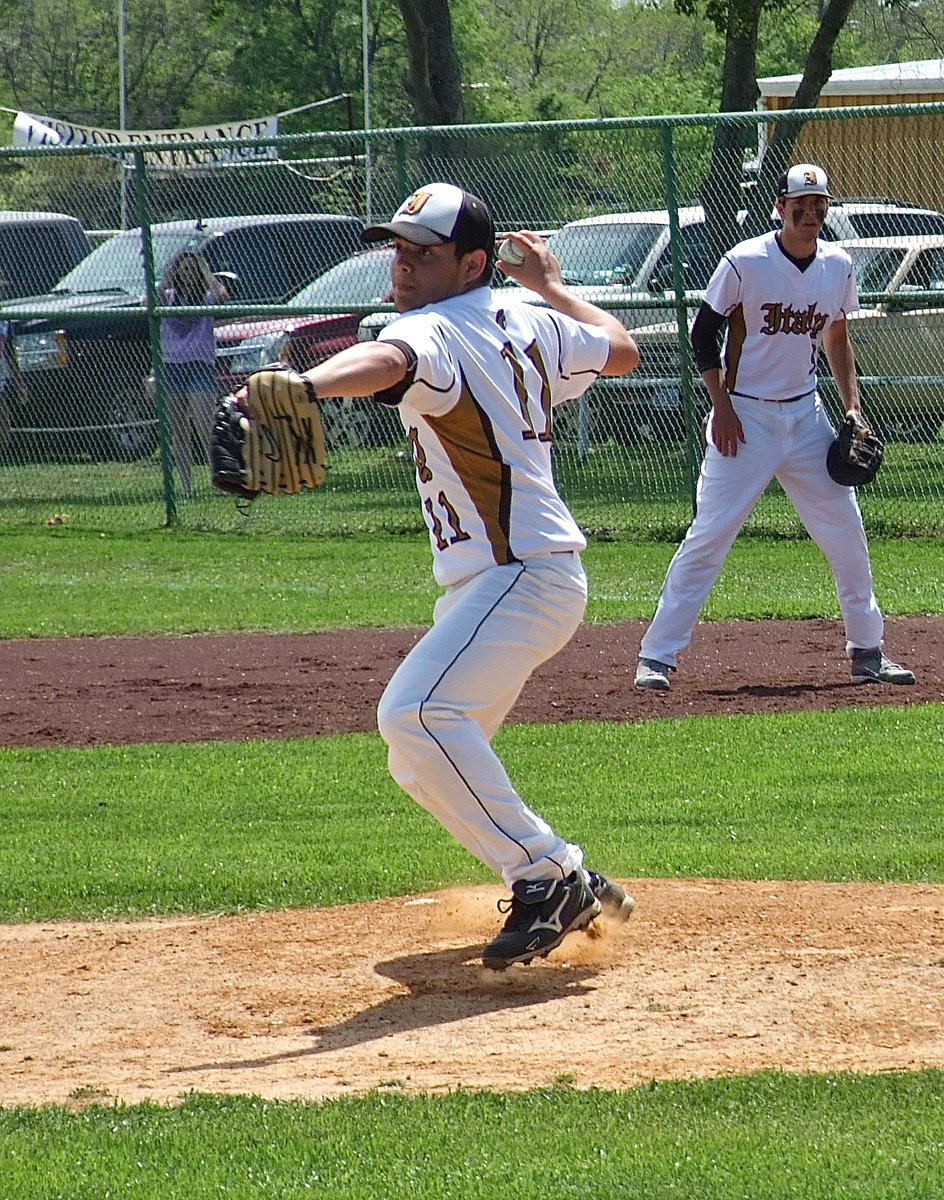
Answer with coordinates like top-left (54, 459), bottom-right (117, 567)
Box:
top-left (777, 163), bottom-right (833, 200)
top-left (362, 182), bottom-right (495, 251)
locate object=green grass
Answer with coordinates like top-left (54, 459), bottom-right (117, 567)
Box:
top-left (1, 527), bottom-right (942, 1173)
top-left (0, 530), bottom-right (940, 635)
top-left (2, 1074), bottom-right (944, 1199)
top-left (2, 706), bottom-right (941, 922)
top-left (2, 436), bottom-right (942, 538)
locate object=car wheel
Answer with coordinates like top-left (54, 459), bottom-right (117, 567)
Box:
top-left (882, 409), bottom-right (943, 443)
top-left (615, 403), bottom-right (685, 445)
top-left (0, 391), bottom-right (10, 456)
top-left (322, 399), bottom-right (374, 449)
top-left (366, 403), bottom-right (403, 447)
top-left (91, 400), bottom-right (159, 461)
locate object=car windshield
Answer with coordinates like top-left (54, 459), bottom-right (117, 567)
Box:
top-left (54, 229), bottom-right (210, 295)
top-left (846, 212), bottom-right (944, 239)
top-left (546, 222), bottom-right (664, 286)
top-left (290, 249), bottom-right (393, 307)
top-left (901, 248), bottom-right (944, 290)
top-left (846, 246), bottom-right (906, 293)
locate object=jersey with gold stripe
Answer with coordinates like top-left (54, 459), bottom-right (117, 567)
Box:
top-left (705, 232), bottom-right (858, 401)
top-left (377, 286), bottom-right (610, 587)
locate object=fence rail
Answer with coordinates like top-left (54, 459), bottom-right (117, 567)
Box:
top-left (0, 103), bottom-right (942, 538)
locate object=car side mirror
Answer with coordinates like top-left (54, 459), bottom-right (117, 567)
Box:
top-left (214, 271), bottom-right (239, 297)
top-left (650, 263), bottom-right (688, 293)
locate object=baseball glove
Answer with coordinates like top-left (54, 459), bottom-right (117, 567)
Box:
top-left (826, 412), bottom-right (884, 487)
top-left (211, 367), bottom-right (328, 500)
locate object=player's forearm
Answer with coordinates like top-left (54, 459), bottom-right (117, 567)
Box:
top-left (301, 342), bottom-right (409, 399)
top-left (822, 328), bottom-right (861, 415)
top-left (539, 283), bottom-right (639, 376)
top-left (701, 367), bottom-right (734, 412)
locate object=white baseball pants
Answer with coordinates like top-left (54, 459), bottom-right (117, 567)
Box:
top-left (377, 553), bottom-right (587, 887)
top-left (640, 393), bottom-right (884, 669)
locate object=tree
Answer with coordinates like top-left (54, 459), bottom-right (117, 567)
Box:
top-left (0, 0), bottom-right (232, 128)
top-left (743, 0), bottom-right (859, 235)
top-left (393, 0), bottom-right (465, 125)
top-left (674, 0), bottom-right (870, 258)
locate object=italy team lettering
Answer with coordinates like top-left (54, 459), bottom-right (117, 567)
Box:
top-left (760, 301), bottom-right (830, 338)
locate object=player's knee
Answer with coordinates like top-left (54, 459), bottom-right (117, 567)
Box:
top-left (376, 691), bottom-right (424, 749)
top-left (378, 691), bottom-right (458, 751)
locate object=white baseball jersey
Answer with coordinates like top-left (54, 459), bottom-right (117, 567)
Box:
top-left (377, 286), bottom-right (610, 586)
top-left (705, 232), bottom-right (858, 401)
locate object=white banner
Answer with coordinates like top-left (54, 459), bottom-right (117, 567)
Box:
top-left (12, 111), bottom-right (280, 169)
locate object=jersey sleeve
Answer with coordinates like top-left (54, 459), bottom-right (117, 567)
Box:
top-left (377, 314), bottom-right (458, 416)
top-left (839, 260), bottom-right (859, 318)
top-left (690, 302), bottom-right (726, 372)
top-left (541, 310), bottom-right (612, 405)
top-left (703, 254), bottom-right (741, 318)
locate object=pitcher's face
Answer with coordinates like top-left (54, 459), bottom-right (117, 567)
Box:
top-left (390, 237), bottom-right (484, 312)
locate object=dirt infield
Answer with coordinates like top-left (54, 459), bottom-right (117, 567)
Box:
top-left (2, 616), bottom-right (942, 747)
top-left (1, 617), bottom-right (942, 1106)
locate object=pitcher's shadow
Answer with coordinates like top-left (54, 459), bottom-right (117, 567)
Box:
top-left (167, 942), bottom-right (600, 1077)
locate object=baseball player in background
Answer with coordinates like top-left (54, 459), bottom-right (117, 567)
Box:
top-left (292, 183), bottom-right (639, 968)
top-left (636, 163), bottom-right (916, 692)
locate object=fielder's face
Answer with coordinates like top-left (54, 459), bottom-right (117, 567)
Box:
top-left (390, 236), bottom-right (487, 312)
top-left (777, 194), bottom-right (830, 246)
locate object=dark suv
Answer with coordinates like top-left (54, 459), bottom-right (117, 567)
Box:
top-left (0, 211), bottom-right (93, 301)
top-left (0, 210), bottom-right (95, 452)
top-left (2, 213), bottom-right (364, 459)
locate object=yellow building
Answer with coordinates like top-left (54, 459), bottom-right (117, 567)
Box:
top-left (756, 59), bottom-right (944, 211)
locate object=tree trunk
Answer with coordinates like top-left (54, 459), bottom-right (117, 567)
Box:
top-left (700, 0), bottom-right (763, 266)
top-left (744, 0), bottom-right (858, 234)
top-left (393, 0), bottom-right (465, 126)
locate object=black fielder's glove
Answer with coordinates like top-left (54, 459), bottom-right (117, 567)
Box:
top-left (826, 412), bottom-right (884, 487)
top-left (211, 367), bottom-right (328, 500)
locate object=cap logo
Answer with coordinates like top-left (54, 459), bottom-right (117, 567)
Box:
top-left (803, 170), bottom-right (818, 187)
top-left (402, 191), bottom-right (432, 216)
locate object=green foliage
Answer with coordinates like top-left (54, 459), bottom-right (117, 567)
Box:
top-left (0, 0), bottom-right (932, 155)
top-left (0, 0), bottom-right (232, 128)
top-left (837, 0), bottom-right (944, 74)
top-left (0, 0), bottom-right (733, 143)
top-left (0, 151), bottom-right (124, 231)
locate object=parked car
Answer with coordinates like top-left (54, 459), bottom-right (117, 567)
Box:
top-left (0, 211), bottom-right (95, 453)
top-left (547, 201), bottom-right (944, 444)
top-left (842, 234), bottom-right (944, 441)
top-left (625, 234), bottom-right (944, 443)
top-left (214, 246), bottom-right (401, 448)
top-left (813, 198), bottom-right (944, 241)
top-left (521, 198), bottom-right (944, 329)
top-left (358, 203), bottom-right (944, 446)
top-left (2, 213), bottom-right (364, 459)
top-left (0, 211), bottom-right (93, 301)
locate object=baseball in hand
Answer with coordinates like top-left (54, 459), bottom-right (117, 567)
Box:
top-left (497, 238), bottom-right (526, 266)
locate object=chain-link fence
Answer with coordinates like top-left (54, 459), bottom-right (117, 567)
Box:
top-left (0, 103), bottom-right (942, 539)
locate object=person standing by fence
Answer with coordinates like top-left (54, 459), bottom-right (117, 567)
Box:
top-left (157, 251), bottom-right (228, 497)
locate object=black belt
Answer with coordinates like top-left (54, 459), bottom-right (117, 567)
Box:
top-left (731, 389), bottom-right (813, 404)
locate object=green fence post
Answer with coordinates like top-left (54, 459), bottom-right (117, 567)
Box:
top-left (395, 138), bottom-right (408, 201)
top-left (660, 123), bottom-right (699, 518)
top-left (134, 148), bottom-right (178, 525)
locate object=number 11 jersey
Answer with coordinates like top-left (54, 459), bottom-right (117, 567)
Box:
top-left (376, 286), bottom-right (611, 587)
